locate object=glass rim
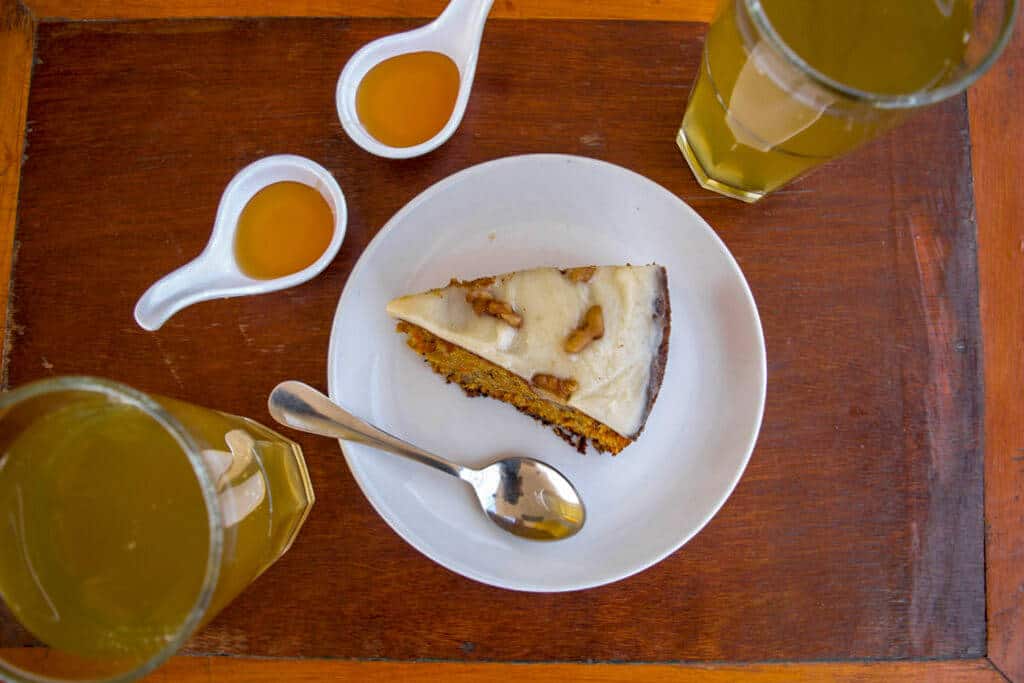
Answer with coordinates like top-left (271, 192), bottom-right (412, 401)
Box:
top-left (744, 0), bottom-right (1020, 109)
top-left (0, 376), bottom-right (224, 683)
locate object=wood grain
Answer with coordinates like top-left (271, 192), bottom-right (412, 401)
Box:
top-left (0, 650), bottom-right (1007, 683)
top-left (970, 7), bottom-right (1024, 683)
top-left (130, 656), bottom-right (1016, 682)
top-left (23, 0), bottom-right (718, 22)
top-left (3, 17), bottom-right (986, 663)
top-left (0, 0), bottom-right (33, 380)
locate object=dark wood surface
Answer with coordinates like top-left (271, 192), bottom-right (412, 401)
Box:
top-left (6, 18), bottom-right (984, 662)
top-left (23, 0), bottom-right (718, 21)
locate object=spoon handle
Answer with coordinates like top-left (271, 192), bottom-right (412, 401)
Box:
top-left (268, 381), bottom-right (465, 479)
top-left (437, 0), bottom-right (495, 37)
top-left (134, 257), bottom-right (223, 331)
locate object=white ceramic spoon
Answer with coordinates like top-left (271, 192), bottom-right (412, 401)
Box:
top-left (336, 0), bottom-right (495, 159)
top-left (134, 155), bottom-right (347, 331)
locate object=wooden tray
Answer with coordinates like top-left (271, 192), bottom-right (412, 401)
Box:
top-left (2, 2), bottom-right (1021, 681)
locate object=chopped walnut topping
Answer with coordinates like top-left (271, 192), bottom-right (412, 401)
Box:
top-left (466, 289), bottom-right (522, 328)
top-left (532, 373), bottom-right (578, 401)
top-left (465, 288), bottom-right (493, 313)
top-left (564, 305), bottom-right (604, 353)
top-left (563, 266), bottom-right (597, 283)
top-left (491, 302), bottom-right (523, 328)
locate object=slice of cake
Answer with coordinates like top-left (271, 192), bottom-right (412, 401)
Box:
top-left (386, 265), bottom-right (670, 454)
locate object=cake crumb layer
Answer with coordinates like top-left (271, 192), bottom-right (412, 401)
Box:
top-left (396, 321), bottom-right (633, 454)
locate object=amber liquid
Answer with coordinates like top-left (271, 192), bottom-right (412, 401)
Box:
top-left (678, 0), bottom-right (972, 200)
top-left (234, 181), bottom-right (333, 280)
top-left (0, 389), bottom-right (313, 675)
top-left (356, 51), bottom-right (460, 148)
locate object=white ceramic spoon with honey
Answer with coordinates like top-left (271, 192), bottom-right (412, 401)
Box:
top-left (134, 155), bottom-right (346, 331)
top-left (336, 0), bottom-right (495, 158)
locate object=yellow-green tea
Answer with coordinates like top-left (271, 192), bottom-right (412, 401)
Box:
top-left (0, 390), bottom-right (312, 666)
top-left (0, 398), bottom-right (207, 661)
top-left (678, 0), bottom-right (972, 200)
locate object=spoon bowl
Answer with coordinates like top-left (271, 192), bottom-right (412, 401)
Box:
top-left (134, 155), bottom-right (346, 331)
top-left (268, 380), bottom-right (584, 541)
top-left (467, 457), bottom-right (587, 541)
top-left (336, 0), bottom-right (495, 158)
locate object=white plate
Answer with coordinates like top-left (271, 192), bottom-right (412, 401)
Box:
top-left (327, 154), bottom-right (766, 592)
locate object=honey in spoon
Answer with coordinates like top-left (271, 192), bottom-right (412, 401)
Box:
top-left (355, 51), bottom-right (460, 148)
top-left (234, 182), bottom-right (333, 280)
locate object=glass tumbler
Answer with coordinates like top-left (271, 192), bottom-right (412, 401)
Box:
top-left (677, 0), bottom-right (1018, 202)
top-left (0, 376), bottom-right (314, 682)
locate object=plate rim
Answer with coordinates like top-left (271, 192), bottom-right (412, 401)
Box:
top-left (327, 153), bottom-right (767, 592)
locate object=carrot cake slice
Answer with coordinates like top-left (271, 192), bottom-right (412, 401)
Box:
top-left (386, 265), bottom-right (670, 454)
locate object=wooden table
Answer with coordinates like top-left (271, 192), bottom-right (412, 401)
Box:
top-left (1, 1), bottom-right (1021, 681)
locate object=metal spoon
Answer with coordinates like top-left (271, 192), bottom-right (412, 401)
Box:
top-left (268, 381), bottom-right (585, 541)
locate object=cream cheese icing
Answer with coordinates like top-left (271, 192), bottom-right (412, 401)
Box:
top-left (386, 265), bottom-right (667, 437)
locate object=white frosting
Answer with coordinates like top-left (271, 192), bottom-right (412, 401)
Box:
top-left (386, 265), bottom-right (666, 437)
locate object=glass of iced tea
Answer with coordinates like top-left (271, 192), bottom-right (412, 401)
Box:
top-left (0, 376), bottom-right (314, 682)
top-left (677, 0), bottom-right (1018, 202)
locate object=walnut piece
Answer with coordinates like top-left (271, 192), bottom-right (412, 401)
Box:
top-left (466, 288), bottom-right (522, 328)
top-left (564, 305), bottom-right (604, 353)
top-left (465, 288), bottom-right (493, 313)
top-left (563, 266), bottom-right (596, 283)
top-left (531, 373), bottom-right (578, 401)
